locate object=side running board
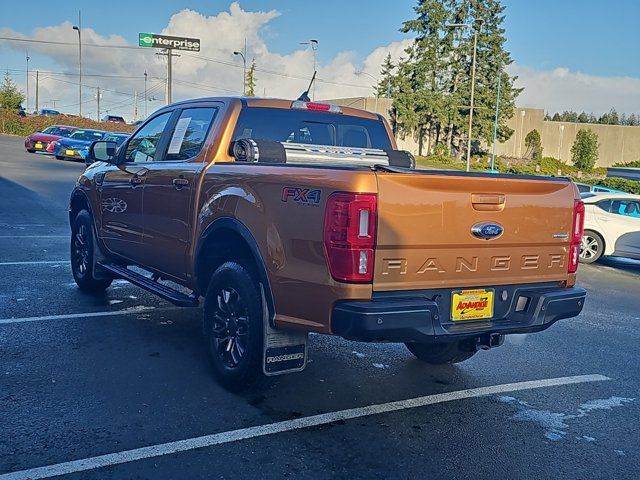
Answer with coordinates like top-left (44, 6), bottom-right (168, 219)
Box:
top-left (98, 263), bottom-right (199, 307)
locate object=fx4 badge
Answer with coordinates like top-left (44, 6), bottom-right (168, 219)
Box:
top-left (281, 187), bottom-right (321, 206)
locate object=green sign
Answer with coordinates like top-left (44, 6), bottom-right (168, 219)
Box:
top-left (138, 33), bottom-right (200, 52)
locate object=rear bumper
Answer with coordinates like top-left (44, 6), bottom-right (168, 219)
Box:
top-left (331, 285), bottom-right (586, 343)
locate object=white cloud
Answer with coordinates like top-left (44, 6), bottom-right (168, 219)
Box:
top-left (0, 2), bottom-right (411, 120)
top-left (509, 64), bottom-right (640, 115)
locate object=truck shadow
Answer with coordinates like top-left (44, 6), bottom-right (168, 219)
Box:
top-left (597, 256), bottom-right (640, 277)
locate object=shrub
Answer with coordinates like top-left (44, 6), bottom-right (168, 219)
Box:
top-left (612, 160), bottom-right (640, 168)
top-left (571, 129), bottom-right (599, 172)
top-left (0, 109), bottom-right (135, 136)
top-left (595, 177), bottom-right (640, 195)
top-left (524, 129), bottom-right (543, 160)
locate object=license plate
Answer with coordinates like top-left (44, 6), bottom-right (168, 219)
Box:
top-left (35, 143), bottom-right (43, 149)
top-left (65, 149), bottom-right (75, 156)
top-left (451, 288), bottom-right (494, 321)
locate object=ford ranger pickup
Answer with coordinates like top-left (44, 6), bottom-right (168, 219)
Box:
top-left (69, 97), bottom-right (587, 390)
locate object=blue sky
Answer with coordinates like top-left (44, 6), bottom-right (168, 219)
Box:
top-left (3, 0), bottom-right (639, 76)
top-left (1, 1), bottom-right (639, 116)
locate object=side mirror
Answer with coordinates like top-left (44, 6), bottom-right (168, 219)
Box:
top-left (87, 140), bottom-right (118, 165)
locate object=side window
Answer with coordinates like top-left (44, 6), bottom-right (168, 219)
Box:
top-left (338, 125), bottom-right (372, 148)
top-left (165, 107), bottom-right (218, 161)
top-left (613, 200), bottom-right (640, 218)
top-left (124, 112), bottom-right (172, 163)
top-left (595, 200), bottom-right (612, 212)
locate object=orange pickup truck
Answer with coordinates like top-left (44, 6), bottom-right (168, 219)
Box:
top-left (69, 97), bottom-right (586, 390)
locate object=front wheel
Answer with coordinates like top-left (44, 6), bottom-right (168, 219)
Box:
top-left (71, 210), bottom-right (112, 292)
top-left (55, 155), bottom-right (64, 160)
top-left (579, 230), bottom-right (604, 264)
top-left (405, 341), bottom-right (476, 365)
top-left (204, 262), bottom-right (265, 391)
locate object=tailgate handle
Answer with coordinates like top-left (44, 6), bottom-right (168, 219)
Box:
top-left (471, 194), bottom-right (505, 211)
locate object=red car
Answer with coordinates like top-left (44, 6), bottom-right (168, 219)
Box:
top-left (25, 125), bottom-right (77, 153)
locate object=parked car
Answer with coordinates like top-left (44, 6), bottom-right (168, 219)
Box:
top-left (39, 109), bottom-right (61, 116)
top-left (579, 192), bottom-right (640, 263)
top-left (52, 129), bottom-right (105, 161)
top-left (71, 97), bottom-right (586, 391)
top-left (575, 182), bottom-right (624, 194)
top-left (102, 115), bottom-right (126, 124)
top-left (130, 120), bottom-right (144, 127)
top-left (84, 132), bottom-right (129, 165)
top-left (25, 125), bottom-right (77, 153)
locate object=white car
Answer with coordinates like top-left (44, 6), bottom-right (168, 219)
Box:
top-left (579, 192), bottom-right (640, 263)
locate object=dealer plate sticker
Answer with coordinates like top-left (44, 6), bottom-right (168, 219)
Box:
top-left (451, 288), bottom-right (494, 321)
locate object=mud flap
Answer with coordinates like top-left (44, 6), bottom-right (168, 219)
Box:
top-left (261, 287), bottom-right (308, 376)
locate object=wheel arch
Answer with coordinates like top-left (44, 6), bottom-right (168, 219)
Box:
top-left (584, 228), bottom-right (608, 256)
top-left (69, 189), bottom-right (95, 226)
top-left (195, 217), bottom-right (275, 324)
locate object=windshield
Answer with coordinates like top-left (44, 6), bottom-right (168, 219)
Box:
top-left (42, 126), bottom-right (74, 136)
top-left (232, 107), bottom-right (393, 150)
top-left (103, 134), bottom-right (128, 145)
top-left (69, 130), bottom-right (104, 142)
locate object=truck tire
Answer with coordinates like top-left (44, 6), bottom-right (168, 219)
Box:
top-left (204, 261), bottom-right (265, 391)
top-left (405, 341), bottom-right (476, 365)
top-left (579, 230), bottom-right (604, 264)
top-left (71, 210), bottom-right (112, 292)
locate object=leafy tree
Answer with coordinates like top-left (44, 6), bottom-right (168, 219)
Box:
top-left (551, 112), bottom-right (561, 121)
top-left (577, 111), bottom-right (589, 123)
top-left (244, 58), bottom-right (257, 97)
top-left (376, 53), bottom-right (394, 98)
top-left (571, 129), bottom-right (599, 172)
top-left (0, 72), bottom-right (24, 111)
top-left (524, 129), bottom-right (542, 160)
top-left (628, 113), bottom-right (638, 126)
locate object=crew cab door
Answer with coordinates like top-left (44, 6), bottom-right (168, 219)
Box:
top-left (139, 105), bottom-right (220, 279)
top-left (98, 111), bottom-right (174, 260)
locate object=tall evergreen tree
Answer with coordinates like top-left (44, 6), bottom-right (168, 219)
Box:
top-left (0, 72), bottom-right (24, 111)
top-left (394, 0), bottom-right (519, 156)
top-left (376, 53), bottom-right (395, 98)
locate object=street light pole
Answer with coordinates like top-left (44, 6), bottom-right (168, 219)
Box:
top-left (144, 70), bottom-right (147, 119)
top-left (490, 71), bottom-right (502, 173)
top-left (355, 71), bottom-right (379, 113)
top-left (72, 11), bottom-right (82, 117)
top-left (25, 52), bottom-right (29, 113)
top-left (446, 21), bottom-right (482, 172)
top-left (233, 51), bottom-right (246, 95)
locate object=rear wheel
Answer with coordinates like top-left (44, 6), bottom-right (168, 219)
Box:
top-left (405, 341), bottom-right (476, 365)
top-left (204, 261), bottom-right (265, 391)
top-left (71, 210), bottom-right (112, 292)
top-left (579, 230), bottom-right (604, 264)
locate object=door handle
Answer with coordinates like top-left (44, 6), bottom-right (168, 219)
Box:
top-left (598, 217), bottom-right (611, 222)
top-left (130, 176), bottom-right (143, 185)
top-left (173, 177), bottom-right (189, 189)
top-left (471, 193), bottom-right (506, 211)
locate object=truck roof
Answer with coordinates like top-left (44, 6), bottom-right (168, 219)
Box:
top-left (165, 96), bottom-right (381, 120)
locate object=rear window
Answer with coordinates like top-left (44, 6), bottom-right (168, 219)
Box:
top-left (70, 130), bottom-right (104, 142)
top-left (231, 107), bottom-right (392, 150)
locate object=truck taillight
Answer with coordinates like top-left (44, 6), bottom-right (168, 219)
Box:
top-left (323, 192), bottom-right (377, 283)
top-left (568, 200), bottom-right (585, 273)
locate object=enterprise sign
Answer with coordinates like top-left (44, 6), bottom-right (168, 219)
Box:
top-left (138, 33), bottom-right (200, 52)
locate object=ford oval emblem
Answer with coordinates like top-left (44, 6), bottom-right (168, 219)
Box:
top-left (471, 222), bottom-right (504, 240)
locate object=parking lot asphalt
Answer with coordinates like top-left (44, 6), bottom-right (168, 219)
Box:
top-left (1, 133), bottom-right (639, 480)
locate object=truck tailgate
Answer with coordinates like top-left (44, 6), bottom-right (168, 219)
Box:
top-left (373, 172), bottom-right (576, 291)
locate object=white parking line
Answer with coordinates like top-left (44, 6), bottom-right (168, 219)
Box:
top-left (0, 260), bottom-right (70, 266)
top-left (0, 306), bottom-right (163, 325)
top-left (0, 235), bottom-right (67, 238)
top-left (0, 374), bottom-right (610, 480)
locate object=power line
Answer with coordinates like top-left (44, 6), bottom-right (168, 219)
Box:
top-left (2, 35), bottom-right (374, 91)
top-left (0, 36), bottom-right (140, 50)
